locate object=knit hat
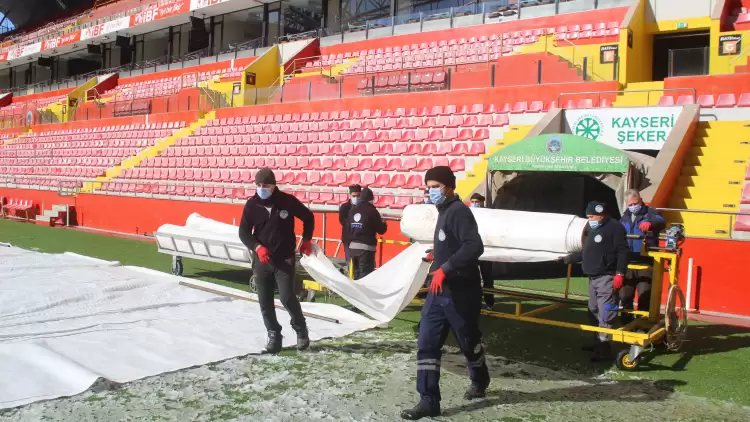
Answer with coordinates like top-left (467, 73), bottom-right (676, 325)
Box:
top-left (255, 168), bottom-right (277, 185)
top-left (360, 187), bottom-right (374, 202)
top-left (349, 184), bottom-right (362, 193)
top-left (424, 166), bottom-right (456, 189)
top-left (470, 193), bottom-right (485, 202)
top-left (585, 201), bottom-right (606, 216)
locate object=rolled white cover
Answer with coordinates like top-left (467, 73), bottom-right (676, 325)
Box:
top-left (400, 205), bottom-right (587, 262)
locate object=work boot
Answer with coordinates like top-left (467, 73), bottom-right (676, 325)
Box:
top-left (400, 401), bottom-right (440, 420)
top-left (590, 342), bottom-right (612, 362)
top-left (295, 326), bottom-right (310, 351)
top-left (464, 381), bottom-right (489, 400)
top-left (264, 330), bottom-right (282, 354)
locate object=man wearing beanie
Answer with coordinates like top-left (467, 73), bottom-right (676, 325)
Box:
top-left (402, 166), bottom-right (489, 420)
top-left (338, 184), bottom-right (362, 269)
top-left (347, 187), bottom-right (387, 279)
top-left (562, 201), bottom-right (629, 361)
top-left (467, 192), bottom-right (495, 310)
top-left (238, 168), bottom-right (315, 354)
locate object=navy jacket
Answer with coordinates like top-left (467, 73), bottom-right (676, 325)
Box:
top-left (239, 189), bottom-right (314, 261)
top-left (566, 218), bottom-right (629, 277)
top-left (620, 205), bottom-right (665, 255)
top-left (432, 196), bottom-right (484, 284)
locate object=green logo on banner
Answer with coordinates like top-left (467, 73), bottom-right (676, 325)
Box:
top-left (574, 115), bottom-right (603, 140)
top-left (489, 134), bottom-right (629, 173)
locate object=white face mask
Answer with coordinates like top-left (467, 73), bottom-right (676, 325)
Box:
top-left (470, 203), bottom-right (482, 208)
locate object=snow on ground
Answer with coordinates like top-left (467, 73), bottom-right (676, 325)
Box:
top-left (2, 329), bottom-right (749, 422)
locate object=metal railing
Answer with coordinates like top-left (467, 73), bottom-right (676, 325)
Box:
top-left (557, 87), bottom-right (698, 107)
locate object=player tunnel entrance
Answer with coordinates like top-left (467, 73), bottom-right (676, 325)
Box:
top-left (484, 134), bottom-right (652, 279)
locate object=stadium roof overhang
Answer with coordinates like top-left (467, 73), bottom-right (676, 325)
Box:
top-left (0, 0), bottom-right (93, 35)
top-left (1, 0), bottom-right (272, 68)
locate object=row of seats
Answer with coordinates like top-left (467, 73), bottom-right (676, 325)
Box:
top-left (318, 22), bottom-right (619, 66)
top-left (5, 178), bottom-right (81, 188)
top-left (199, 114), bottom-right (499, 134)
top-left (1, 166), bottom-right (109, 177)
top-left (97, 182), bottom-right (421, 208)
top-left (658, 93), bottom-right (750, 108)
top-left (358, 71), bottom-right (447, 92)
top-left (136, 155), bottom-right (468, 173)
top-left (1, 198), bottom-right (34, 212)
top-left (205, 105), bottom-right (509, 125)
top-left (0, 95), bottom-right (67, 113)
top-left (0, 147), bottom-right (141, 160)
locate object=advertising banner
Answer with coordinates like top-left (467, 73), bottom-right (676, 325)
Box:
top-left (564, 106), bottom-right (682, 150)
top-left (81, 16), bottom-right (131, 41)
top-left (190, 0), bottom-right (232, 11)
top-left (489, 134), bottom-right (629, 173)
top-left (7, 42), bottom-right (42, 61)
top-left (42, 32), bottom-right (82, 51)
top-left (131, 0), bottom-right (190, 26)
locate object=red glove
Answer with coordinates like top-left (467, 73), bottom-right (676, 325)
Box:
top-left (429, 268), bottom-right (446, 295)
top-left (255, 245), bottom-right (271, 264)
top-left (423, 252), bottom-right (434, 262)
top-left (613, 274), bottom-right (624, 290)
top-left (299, 239), bottom-right (313, 256)
top-left (638, 221), bottom-right (652, 232)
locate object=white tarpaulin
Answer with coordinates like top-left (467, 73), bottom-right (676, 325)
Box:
top-left (0, 246), bottom-right (378, 410)
top-left (400, 205), bottom-right (587, 262)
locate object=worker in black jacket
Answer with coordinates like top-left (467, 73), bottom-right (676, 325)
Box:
top-left (238, 168), bottom-right (315, 354)
top-left (338, 184), bottom-right (361, 267)
top-left (562, 201), bottom-right (629, 361)
top-left (469, 193), bottom-right (495, 309)
top-left (402, 166), bottom-right (489, 421)
top-left (347, 187), bottom-right (387, 279)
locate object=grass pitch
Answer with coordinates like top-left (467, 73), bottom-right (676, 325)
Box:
top-left (1, 220), bottom-right (750, 421)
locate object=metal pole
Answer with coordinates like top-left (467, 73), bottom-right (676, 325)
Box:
top-left (490, 64), bottom-right (495, 87)
top-left (447, 68), bottom-right (452, 90)
top-left (686, 257), bottom-right (694, 311)
top-left (308, 81), bottom-right (312, 101)
top-left (339, 78), bottom-right (343, 98)
top-left (322, 212), bottom-right (327, 254)
top-left (537, 60), bottom-right (542, 84)
top-left (582, 57), bottom-right (588, 81)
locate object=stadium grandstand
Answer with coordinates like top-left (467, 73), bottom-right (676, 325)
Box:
top-left (2, 0), bottom-right (750, 416)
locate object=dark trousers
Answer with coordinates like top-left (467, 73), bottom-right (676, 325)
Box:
top-left (479, 261), bottom-right (495, 307)
top-left (350, 249), bottom-right (376, 279)
top-left (619, 269), bottom-right (652, 325)
top-left (587, 274), bottom-right (618, 343)
top-left (253, 255), bottom-right (306, 334)
top-left (416, 288), bottom-right (490, 406)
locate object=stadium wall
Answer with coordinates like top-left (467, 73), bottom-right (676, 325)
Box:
top-left (620, 0), bottom-right (653, 83)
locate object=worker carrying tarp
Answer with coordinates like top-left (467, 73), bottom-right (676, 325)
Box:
top-left (401, 166), bottom-right (490, 420)
top-left (347, 187), bottom-right (388, 279)
top-left (238, 168), bottom-right (315, 354)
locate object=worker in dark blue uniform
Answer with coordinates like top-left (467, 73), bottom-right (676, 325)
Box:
top-left (562, 201), bottom-right (629, 361)
top-left (469, 193), bottom-right (495, 310)
top-left (338, 184), bottom-right (361, 268)
top-left (401, 166), bottom-right (490, 420)
top-left (619, 189), bottom-right (665, 325)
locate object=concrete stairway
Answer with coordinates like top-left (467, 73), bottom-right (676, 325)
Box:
top-left (663, 121), bottom-right (750, 239)
top-left (35, 204), bottom-right (69, 225)
top-left (456, 124), bottom-right (533, 199)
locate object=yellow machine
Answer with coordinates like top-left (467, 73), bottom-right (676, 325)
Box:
top-left (477, 225), bottom-right (688, 370)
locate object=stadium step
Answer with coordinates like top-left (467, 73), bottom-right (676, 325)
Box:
top-left (80, 111), bottom-right (216, 193)
top-left (665, 121), bottom-right (750, 239)
top-left (34, 204), bottom-right (69, 225)
top-left (613, 82), bottom-right (665, 107)
top-left (455, 124), bottom-right (532, 199)
top-left (2, 131), bottom-right (29, 146)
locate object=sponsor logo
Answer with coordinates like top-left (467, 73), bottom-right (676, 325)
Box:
top-left (594, 234), bottom-right (602, 243)
top-left (279, 210), bottom-right (288, 219)
top-left (546, 136), bottom-right (562, 154)
top-left (574, 114), bottom-right (603, 140)
top-left (438, 229), bottom-right (446, 242)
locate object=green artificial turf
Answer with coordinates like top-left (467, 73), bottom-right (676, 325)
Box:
top-left (2, 219), bottom-right (750, 406)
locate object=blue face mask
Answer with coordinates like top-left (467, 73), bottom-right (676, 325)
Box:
top-left (628, 204), bottom-right (642, 214)
top-left (470, 203), bottom-right (482, 209)
top-left (588, 220), bottom-right (600, 229)
top-left (429, 187), bottom-right (445, 205)
top-left (351, 198), bottom-right (359, 206)
top-left (257, 187), bottom-right (273, 200)
top-left (423, 198), bottom-right (432, 204)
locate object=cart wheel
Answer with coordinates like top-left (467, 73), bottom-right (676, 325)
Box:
top-left (171, 256), bottom-right (183, 276)
top-left (249, 275), bottom-right (257, 293)
top-left (616, 349), bottom-right (640, 371)
top-left (665, 284), bottom-right (688, 351)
